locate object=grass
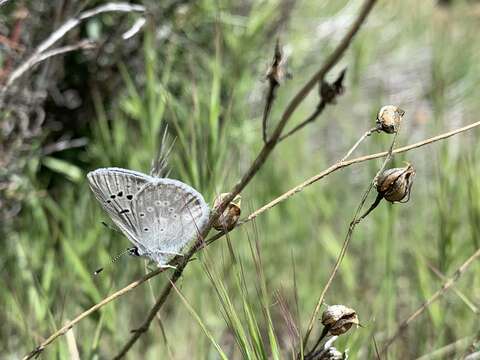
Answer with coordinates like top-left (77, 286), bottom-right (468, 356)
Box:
top-left (2, 0), bottom-right (480, 359)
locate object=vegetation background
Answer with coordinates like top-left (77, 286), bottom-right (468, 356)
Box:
top-left (1, 0), bottom-right (479, 358)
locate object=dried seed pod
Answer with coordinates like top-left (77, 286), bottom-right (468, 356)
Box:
top-left (321, 305), bottom-right (359, 336)
top-left (266, 40), bottom-right (290, 85)
top-left (320, 68), bottom-right (347, 104)
top-left (212, 193), bottom-right (241, 231)
top-left (376, 105), bottom-right (405, 134)
top-left (377, 163), bottom-right (416, 203)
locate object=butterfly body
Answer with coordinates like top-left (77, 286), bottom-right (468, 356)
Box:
top-left (87, 167), bottom-right (210, 267)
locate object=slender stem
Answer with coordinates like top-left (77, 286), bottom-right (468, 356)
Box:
top-left (304, 327), bottom-right (329, 360)
top-left (301, 127), bottom-right (400, 351)
top-left (380, 247), bottom-right (480, 355)
top-left (22, 267), bottom-right (165, 360)
top-left (340, 127), bottom-right (379, 162)
top-left (358, 193), bottom-right (383, 221)
top-left (262, 81), bottom-right (278, 143)
top-left (279, 101), bottom-right (326, 142)
top-left (425, 260), bottom-right (478, 314)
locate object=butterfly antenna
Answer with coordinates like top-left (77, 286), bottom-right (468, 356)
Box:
top-left (93, 247), bottom-right (135, 275)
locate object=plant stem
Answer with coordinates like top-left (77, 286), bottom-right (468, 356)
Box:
top-left (301, 127), bottom-right (400, 352)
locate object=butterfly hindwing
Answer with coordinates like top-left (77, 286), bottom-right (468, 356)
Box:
top-left (132, 179), bottom-right (210, 265)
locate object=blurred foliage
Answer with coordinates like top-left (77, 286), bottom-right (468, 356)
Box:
top-left (1, 0), bottom-right (480, 359)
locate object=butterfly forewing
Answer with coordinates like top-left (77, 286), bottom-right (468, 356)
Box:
top-left (87, 168), bottom-right (153, 251)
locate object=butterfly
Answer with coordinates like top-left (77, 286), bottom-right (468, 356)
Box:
top-left (87, 167), bottom-right (210, 268)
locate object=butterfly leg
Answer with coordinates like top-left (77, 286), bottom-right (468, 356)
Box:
top-left (159, 264), bottom-right (177, 270)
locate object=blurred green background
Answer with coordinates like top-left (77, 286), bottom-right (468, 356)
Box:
top-left (1, 0), bottom-right (480, 358)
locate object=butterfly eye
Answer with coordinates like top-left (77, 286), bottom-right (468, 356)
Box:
top-left (139, 212), bottom-right (145, 217)
top-left (168, 207), bottom-right (174, 212)
top-left (126, 195), bottom-right (133, 200)
top-left (143, 227), bottom-right (149, 232)
top-left (110, 194), bottom-right (116, 199)
top-left (117, 191), bottom-right (123, 197)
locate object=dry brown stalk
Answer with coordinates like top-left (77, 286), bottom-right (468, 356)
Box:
top-left (278, 101), bottom-right (326, 142)
top-left (416, 336), bottom-right (473, 360)
top-left (380, 247), bottom-right (480, 356)
top-left (425, 261), bottom-right (478, 314)
top-left (22, 267), bottom-right (165, 360)
top-left (301, 123), bottom-right (401, 352)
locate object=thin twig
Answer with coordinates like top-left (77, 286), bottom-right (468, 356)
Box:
top-left (22, 118), bottom-right (480, 360)
top-left (122, 17), bottom-right (146, 40)
top-left (41, 137), bottom-right (89, 156)
top-left (22, 267), bottom-right (165, 360)
top-left (23, 40), bottom-right (97, 75)
top-left (0, 2), bottom-right (145, 96)
top-left (304, 327), bottom-right (329, 360)
top-left (301, 125), bottom-right (400, 352)
top-left (380, 247), bottom-right (480, 356)
top-left (425, 260), bottom-right (478, 314)
top-left (114, 1), bottom-right (378, 357)
top-left (415, 336), bottom-right (473, 360)
top-left (279, 101), bottom-right (326, 142)
top-left (340, 127), bottom-right (379, 162)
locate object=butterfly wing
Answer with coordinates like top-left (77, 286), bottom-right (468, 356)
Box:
top-left (87, 167), bottom-right (153, 252)
top-left (132, 178), bottom-right (210, 266)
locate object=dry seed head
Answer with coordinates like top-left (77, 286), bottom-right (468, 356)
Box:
top-left (266, 40), bottom-right (289, 85)
top-left (376, 105), bottom-right (405, 134)
top-left (212, 193), bottom-right (242, 231)
top-left (320, 68), bottom-right (347, 104)
top-left (377, 163), bottom-right (416, 203)
top-left (321, 305), bottom-right (359, 336)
